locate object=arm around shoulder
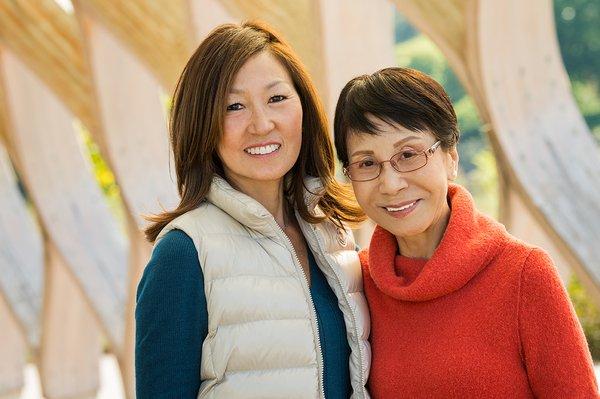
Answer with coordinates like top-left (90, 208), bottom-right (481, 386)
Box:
top-left (135, 230), bottom-right (208, 399)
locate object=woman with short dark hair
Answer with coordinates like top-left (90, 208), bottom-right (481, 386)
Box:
top-left (334, 67), bottom-right (598, 398)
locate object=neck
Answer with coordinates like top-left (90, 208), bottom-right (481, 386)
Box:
top-left (228, 176), bottom-right (290, 228)
top-left (395, 204), bottom-right (451, 259)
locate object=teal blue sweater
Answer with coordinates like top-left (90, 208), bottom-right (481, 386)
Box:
top-left (135, 229), bottom-right (351, 398)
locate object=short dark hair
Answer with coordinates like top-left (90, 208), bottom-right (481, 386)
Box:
top-left (334, 67), bottom-right (460, 166)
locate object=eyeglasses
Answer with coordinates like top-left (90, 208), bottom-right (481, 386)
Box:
top-left (343, 141), bottom-right (442, 182)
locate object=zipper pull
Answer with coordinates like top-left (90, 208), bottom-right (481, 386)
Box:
top-left (336, 227), bottom-right (348, 247)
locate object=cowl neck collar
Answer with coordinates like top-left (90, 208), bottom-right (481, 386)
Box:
top-left (366, 184), bottom-right (507, 302)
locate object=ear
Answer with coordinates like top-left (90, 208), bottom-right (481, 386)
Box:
top-left (446, 147), bottom-right (459, 181)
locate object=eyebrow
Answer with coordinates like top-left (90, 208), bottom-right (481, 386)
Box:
top-left (349, 135), bottom-right (423, 158)
top-left (229, 79), bottom-right (287, 94)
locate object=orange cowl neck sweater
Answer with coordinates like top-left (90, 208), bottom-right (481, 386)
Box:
top-left (360, 184), bottom-right (598, 398)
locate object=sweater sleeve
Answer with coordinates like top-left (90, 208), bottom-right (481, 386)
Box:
top-left (135, 229), bottom-right (208, 399)
top-left (518, 247), bottom-right (599, 398)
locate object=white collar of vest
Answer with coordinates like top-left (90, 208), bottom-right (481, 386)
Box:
top-left (207, 175), bottom-right (325, 235)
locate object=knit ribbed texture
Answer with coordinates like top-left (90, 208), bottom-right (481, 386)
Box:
top-left (135, 229), bottom-right (351, 398)
top-left (360, 184), bottom-right (598, 398)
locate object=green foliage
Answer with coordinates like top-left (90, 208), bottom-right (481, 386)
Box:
top-left (394, 12), bottom-right (418, 43)
top-left (395, 36), bottom-right (465, 102)
top-left (571, 80), bottom-right (600, 141)
top-left (554, 0), bottom-right (600, 84)
top-left (554, 0), bottom-right (600, 141)
top-left (465, 148), bottom-right (499, 219)
top-left (568, 275), bottom-right (600, 361)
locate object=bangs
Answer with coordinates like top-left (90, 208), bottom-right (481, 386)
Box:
top-left (340, 76), bottom-right (431, 137)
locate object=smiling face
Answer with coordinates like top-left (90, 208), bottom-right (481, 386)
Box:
top-left (218, 50), bottom-right (303, 192)
top-left (347, 116), bottom-right (458, 246)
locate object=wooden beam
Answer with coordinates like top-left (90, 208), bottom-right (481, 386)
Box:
top-left (0, 0), bottom-right (96, 131)
top-left (0, 291), bottom-right (28, 399)
top-left (76, 0), bottom-right (194, 89)
top-left (478, 0), bottom-right (600, 299)
top-left (218, 0), bottom-right (329, 104)
top-left (0, 141), bottom-right (43, 347)
top-left (0, 47), bottom-right (128, 348)
top-left (39, 242), bottom-right (101, 399)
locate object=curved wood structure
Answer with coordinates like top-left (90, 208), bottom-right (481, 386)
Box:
top-left (1, 48), bottom-right (128, 347)
top-left (0, 0), bottom-right (96, 132)
top-left (0, 291), bottom-right (28, 399)
top-left (0, 47), bottom-right (126, 398)
top-left (76, 9), bottom-right (183, 396)
top-left (318, 0), bottom-right (396, 116)
top-left (190, 0), bottom-right (235, 40)
top-left (80, 16), bottom-right (179, 227)
top-left (39, 241), bottom-right (102, 399)
top-left (478, 0), bottom-right (600, 295)
top-left (76, 0), bottom-right (193, 90)
top-left (393, 0), bottom-right (600, 300)
top-left (0, 142), bottom-right (42, 397)
top-left (0, 0), bottom-right (598, 396)
top-left (219, 0), bottom-right (329, 102)
top-left (0, 143), bottom-right (43, 346)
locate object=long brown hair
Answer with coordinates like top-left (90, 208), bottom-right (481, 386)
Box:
top-left (145, 21), bottom-right (365, 242)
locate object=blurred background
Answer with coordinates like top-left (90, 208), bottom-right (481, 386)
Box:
top-left (0, 0), bottom-right (598, 398)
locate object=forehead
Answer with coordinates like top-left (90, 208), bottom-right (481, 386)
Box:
top-left (230, 51), bottom-right (293, 90)
top-left (346, 117), bottom-right (432, 151)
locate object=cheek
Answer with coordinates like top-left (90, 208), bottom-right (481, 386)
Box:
top-left (219, 119), bottom-right (246, 157)
top-left (282, 104), bottom-right (303, 139)
top-left (222, 114), bottom-right (247, 142)
top-left (351, 183), bottom-right (374, 209)
top-left (217, 135), bottom-right (232, 156)
top-left (217, 132), bottom-right (239, 166)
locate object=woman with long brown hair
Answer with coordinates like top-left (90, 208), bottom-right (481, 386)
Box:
top-left (135, 22), bottom-right (370, 398)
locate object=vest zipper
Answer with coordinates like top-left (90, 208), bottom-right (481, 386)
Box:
top-left (307, 224), bottom-right (368, 399)
top-left (273, 221), bottom-right (326, 399)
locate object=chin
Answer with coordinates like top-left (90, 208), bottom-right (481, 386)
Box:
top-left (391, 226), bottom-right (427, 239)
top-left (246, 169), bottom-right (290, 182)
top-left (378, 217), bottom-right (429, 240)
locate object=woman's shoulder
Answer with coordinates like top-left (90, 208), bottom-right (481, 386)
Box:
top-left (498, 237), bottom-right (560, 288)
top-left (519, 246), bottom-right (560, 284)
top-left (136, 229), bottom-right (205, 326)
top-left (152, 229), bottom-right (198, 263)
top-left (141, 230), bottom-right (202, 290)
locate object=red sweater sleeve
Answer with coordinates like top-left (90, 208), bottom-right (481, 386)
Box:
top-left (519, 248), bottom-right (599, 398)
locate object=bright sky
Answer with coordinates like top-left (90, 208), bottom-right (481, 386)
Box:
top-left (53, 0), bottom-right (74, 13)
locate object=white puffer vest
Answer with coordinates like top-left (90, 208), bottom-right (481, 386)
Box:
top-left (156, 176), bottom-right (370, 398)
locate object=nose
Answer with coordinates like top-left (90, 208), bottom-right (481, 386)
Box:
top-left (378, 162), bottom-right (408, 195)
top-left (248, 105), bottom-right (275, 135)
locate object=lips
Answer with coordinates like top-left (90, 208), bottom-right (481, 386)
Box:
top-left (382, 199), bottom-right (419, 211)
top-left (381, 199), bottom-right (421, 218)
top-left (244, 143), bottom-right (281, 155)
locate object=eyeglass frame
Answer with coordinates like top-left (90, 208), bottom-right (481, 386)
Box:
top-left (343, 140), bottom-right (442, 182)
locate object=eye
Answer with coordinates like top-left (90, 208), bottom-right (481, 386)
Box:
top-left (357, 159), bottom-right (377, 169)
top-left (398, 150), bottom-right (418, 160)
top-left (226, 103), bottom-right (243, 111)
top-left (268, 95), bottom-right (287, 103)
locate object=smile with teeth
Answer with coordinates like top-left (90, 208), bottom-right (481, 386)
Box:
top-left (244, 144), bottom-right (281, 155)
top-left (385, 200), bottom-right (418, 212)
